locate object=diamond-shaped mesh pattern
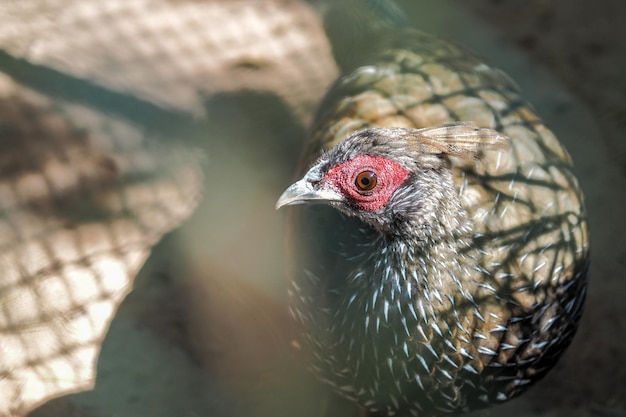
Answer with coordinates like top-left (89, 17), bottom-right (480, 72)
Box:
top-left (0, 1), bottom-right (593, 415)
top-left (0, 1), bottom-right (337, 414)
top-left (0, 74), bottom-right (202, 416)
top-left (0, 0), bottom-right (337, 121)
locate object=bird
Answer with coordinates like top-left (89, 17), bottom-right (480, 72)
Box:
top-left (276, 23), bottom-right (590, 417)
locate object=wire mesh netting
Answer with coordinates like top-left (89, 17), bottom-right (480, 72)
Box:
top-left (0, 0), bottom-right (623, 416)
top-left (0, 1), bottom-right (337, 415)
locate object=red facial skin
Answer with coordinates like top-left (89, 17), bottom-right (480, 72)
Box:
top-left (323, 155), bottom-right (410, 212)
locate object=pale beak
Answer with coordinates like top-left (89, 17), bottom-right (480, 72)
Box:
top-left (275, 177), bottom-right (343, 209)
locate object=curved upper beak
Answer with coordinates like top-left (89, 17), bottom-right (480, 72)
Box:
top-left (275, 177), bottom-right (343, 209)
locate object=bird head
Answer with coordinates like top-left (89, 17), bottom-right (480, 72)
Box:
top-left (277, 122), bottom-right (508, 240)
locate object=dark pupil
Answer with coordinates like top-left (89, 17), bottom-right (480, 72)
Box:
top-left (356, 171), bottom-right (377, 191)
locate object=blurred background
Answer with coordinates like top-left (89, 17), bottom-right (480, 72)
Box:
top-left (0, 0), bottom-right (623, 416)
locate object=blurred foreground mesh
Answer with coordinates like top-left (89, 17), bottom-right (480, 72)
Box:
top-left (0, 0), bottom-right (337, 415)
top-left (0, 73), bottom-right (203, 415)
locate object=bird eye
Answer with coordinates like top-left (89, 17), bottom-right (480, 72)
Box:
top-left (355, 170), bottom-right (378, 192)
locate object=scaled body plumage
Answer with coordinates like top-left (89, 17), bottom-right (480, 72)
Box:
top-left (277, 28), bottom-right (589, 417)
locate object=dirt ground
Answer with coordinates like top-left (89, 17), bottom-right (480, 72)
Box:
top-left (26, 0), bottom-right (625, 416)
